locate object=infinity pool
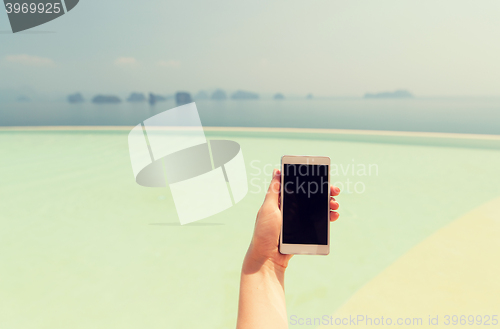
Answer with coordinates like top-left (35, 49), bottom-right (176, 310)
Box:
top-left (1, 127), bottom-right (499, 328)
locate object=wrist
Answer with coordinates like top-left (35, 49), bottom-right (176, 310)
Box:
top-left (242, 245), bottom-right (287, 279)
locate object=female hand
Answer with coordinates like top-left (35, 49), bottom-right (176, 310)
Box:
top-left (244, 168), bottom-right (341, 270)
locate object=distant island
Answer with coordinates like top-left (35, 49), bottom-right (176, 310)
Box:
top-left (194, 91), bottom-right (209, 100)
top-left (127, 92), bottom-right (146, 102)
top-left (274, 93), bottom-right (284, 100)
top-left (176, 91), bottom-right (193, 106)
top-left (306, 93), bottom-right (313, 99)
top-left (92, 95), bottom-right (121, 104)
top-left (68, 93), bottom-right (84, 103)
top-left (17, 95), bottom-right (31, 102)
top-left (364, 90), bottom-right (414, 99)
top-left (211, 89), bottom-right (227, 100)
top-left (148, 93), bottom-right (167, 105)
top-left (231, 90), bottom-right (259, 100)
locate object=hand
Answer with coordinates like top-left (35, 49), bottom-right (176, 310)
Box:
top-left (244, 168), bottom-right (341, 271)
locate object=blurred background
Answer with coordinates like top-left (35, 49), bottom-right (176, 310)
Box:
top-left (1, 1), bottom-right (500, 329)
top-left (1, 0), bottom-right (500, 132)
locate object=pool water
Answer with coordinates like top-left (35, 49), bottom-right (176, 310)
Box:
top-left (0, 128), bottom-right (499, 328)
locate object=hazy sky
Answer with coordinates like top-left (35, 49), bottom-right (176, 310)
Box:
top-left (1, 0), bottom-right (500, 98)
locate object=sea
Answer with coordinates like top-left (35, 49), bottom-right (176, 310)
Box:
top-left (1, 97), bottom-right (500, 134)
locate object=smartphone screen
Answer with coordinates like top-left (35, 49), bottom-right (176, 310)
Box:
top-left (282, 164), bottom-right (329, 245)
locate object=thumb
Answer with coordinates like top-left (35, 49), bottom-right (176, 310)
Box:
top-left (263, 169), bottom-right (281, 206)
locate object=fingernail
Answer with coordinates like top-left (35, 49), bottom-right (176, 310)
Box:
top-left (335, 187), bottom-right (340, 193)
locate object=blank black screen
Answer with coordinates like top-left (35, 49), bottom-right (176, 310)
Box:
top-left (282, 164), bottom-right (329, 245)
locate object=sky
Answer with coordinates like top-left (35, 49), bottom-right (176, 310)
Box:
top-left (1, 0), bottom-right (500, 98)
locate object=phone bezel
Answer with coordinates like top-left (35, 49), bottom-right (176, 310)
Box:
top-left (279, 155), bottom-right (330, 255)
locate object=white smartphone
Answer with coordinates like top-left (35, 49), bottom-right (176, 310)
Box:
top-left (279, 155), bottom-right (331, 255)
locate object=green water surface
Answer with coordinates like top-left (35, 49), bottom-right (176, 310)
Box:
top-left (1, 130), bottom-right (499, 329)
